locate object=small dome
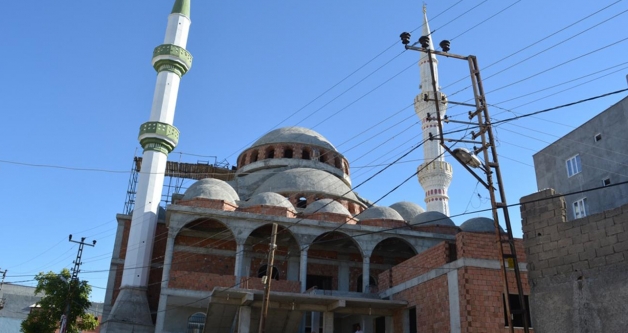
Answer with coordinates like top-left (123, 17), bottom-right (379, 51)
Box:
top-left (253, 168), bottom-right (359, 202)
top-left (183, 178), bottom-right (240, 204)
top-left (460, 217), bottom-right (504, 233)
top-left (411, 211), bottom-right (456, 227)
top-left (359, 206), bottom-right (404, 221)
top-left (303, 199), bottom-right (351, 216)
top-left (251, 127), bottom-right (337, 151)
top-left (390, 201), bottom-right (425, 221)
top-left (240, 192), bottom-right (295, 211)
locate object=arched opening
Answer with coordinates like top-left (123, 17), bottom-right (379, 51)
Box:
top-left (266, 147), bottom-right (275, 159)
top-left (356, 275), bottom-right (377, 293)
top-left (307, 231), bottom-right (363, 292)
top-left (257, 264), bottom-right (279, 280)
top-left (319, 153), bottom-right (327, 163)
top-left (302, 148), bottom-right (311, 160)
top-left (187, 312), bottom-right (206, 333)
top-left (284, 147), bottom-right (293, 158)
top-left (297, 196), bottom-right (307, 209)
top-left (251, 150), bottom-right (259, 162)
top-left (334, 156), bottom-right (342, 169)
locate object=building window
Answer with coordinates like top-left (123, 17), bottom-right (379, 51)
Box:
top-left (284, 148), bottom-right (293, 158)
top-left (257, 264), bottom-right (279, 280)
top-left (503, 294), bottom-right (531, 328)
top-left (603, 178), bottom-right (611, 186)
top-left (594, 133), bottom-right (602, 142)
top-left (297, 196), bottom-right (307, 209)
top-left (187, 312), bottom-right (206, 333)
top-left (266, 147), bottom-right (275, 159)
top-left (573, 198), bottom-right (587, 219)
top-left (565, 154), bottom-right (582, 177)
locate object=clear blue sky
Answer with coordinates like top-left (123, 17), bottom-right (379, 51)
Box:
top-left (2, 1), bottom-right (627, 303)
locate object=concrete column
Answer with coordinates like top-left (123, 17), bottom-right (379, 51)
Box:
top-left (155, 230), bottom-right (177, 332)
top-left (323, 312), bottom-right (334, 333)
top-left (300, 248), bottom-right (308, 292)
top-left (386, 316), bottom-right (394, 333)
top-left (234, 242), bottom-right (245, 286)
top-left (311, 312), bottom-right (321, 333)
top-left (447, 270), bottom-right (461, 333)
top-left (242, 245), bottom-right (252, 280)
top-left (362, 256), bottom-right (370, 293)
top-left (287, 256), bottom-right (300, 281)
top-left (338, 255), bottom-right (349, 292)
top-left (238, 306), bottom-right (252, 333)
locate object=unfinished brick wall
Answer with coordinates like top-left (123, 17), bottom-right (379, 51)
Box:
top-left (521, 188), bottom-right (628, 333)
top-left (456, 232), bottom-right (526, 262)
top-left (458, 267), bottom-right (530, 333)
top-left (391, 275), bottom-right (451, 333)
top-left (169, 271), bottom-right (236, 291)
top-left (377, 241), bottom-right (450, 290)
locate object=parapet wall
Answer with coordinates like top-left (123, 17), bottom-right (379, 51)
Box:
top-left (521, 188), bottom-right (628, 333)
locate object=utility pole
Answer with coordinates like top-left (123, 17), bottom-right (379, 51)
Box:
top-left (0, 268), bottom-right (7, 310)
top-left (400, 28), bottom-right (530, 333)
top-left (60, 235), bottom-right (96, 333)
top-left (258, 223), bottom-right (279, 333)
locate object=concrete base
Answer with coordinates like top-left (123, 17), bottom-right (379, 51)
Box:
top-left (100, 287), bottom-right (154, 333)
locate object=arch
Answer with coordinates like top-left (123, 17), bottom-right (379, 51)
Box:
top-left (244, 224), bottom-right (301, 281)
top-left (284, 147), bottom-right (294, 158)
top-left (251, 150), bottom-right (259, 162)
top-left (318, 149), bottom-right (327, 163)
top-left (334, 156), bottom-right (342, 169)
top-left (265, 146), bottom-right (275, 159)
top-left (308, 231), bottom-right (364, 257)
top-left (302, 148), bottom-right (311, 160)
top-left (257, 264), bottom-right (279, 280)
top-left (296, 196), bottom-right (307, 209)
top-left (307, 231), bottom-right (364, 292)
top-left (371, 236), bottom-right (417, 266)
top-left (187, 312), bottom-right (206, 333)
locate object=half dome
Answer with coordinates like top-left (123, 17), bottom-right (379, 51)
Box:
top-left (303, 199), bottom-right (351, 216)
top-left (239, 192), bottom-right (295, 211)
top-left (251, 127), bottom-right (336, 151)
top-left (460, 217), bottom-right (504, 233)
top-left (253, 168), bottom-right (359, 202)
top-left (390, 201), bottom-right (425, 221)
top-left (359, 206), bottom-right (404, 221)
top-left (411, 211), bottom-right (456, 227)
top-left (183, 178), bottom-right (240, 204)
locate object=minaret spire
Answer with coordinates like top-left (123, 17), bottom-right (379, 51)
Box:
top-left (101, 2), bottom-right (192, 332)
top-left (414, 6), bottom-right (453, 216)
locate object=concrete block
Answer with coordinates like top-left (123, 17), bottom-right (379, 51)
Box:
top-left (606, 224), bottom-right (625, 236)
top-left (598, 234), bottom-right (618, 247)
top-left (578, 249), bottom-right (596, 261)
top-left (618, 230), bottom-right (628, 243)
top-left (556, 264), bottom-right (573, 275)
top-left (606, 252), bottom-right (625, 264)
top-left (604, 207), bottom-right (623, 218)
top-left (563, 253), bottom-right (580, 264)
top-left (595, 246), bottom-right (614, 257)
top-left (572, 261), bottom-right (589, 272)
top-left (548, 256), bottom-right (563, 267)
top-left (541, 266), bottom-right (557, 277)
top-left (564, 226), bottom-right (582, 238)
top-left (542, 241), bottom-right (558, 251)
top-left (587, 212), bottom-right (605, 223)
top-left (557, 237), bottom-right (573, 248)
top-left (580, 223), bottom-right (597, 234)
top-left (589, 256), bottom-right (606, 268)
top-left (596, 218), bottom-right (615, 230)
top-left (590, 229), bottom-right (607, 241)
top-left (570, 233), bottom-right (589, 245)
top-left (613, 240), bottom-right (628, 253)
top-left (538, 250), bottom-right (557, 261)
top-left (567, 243), bottom-right (584, 255)
top-left (528, 270), bottom-right (543, 280)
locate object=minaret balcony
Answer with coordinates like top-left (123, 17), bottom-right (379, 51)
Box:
top-left (138, 121), bottom-right (180, 154)
top-left (152, 44), bottom-right (193, 76)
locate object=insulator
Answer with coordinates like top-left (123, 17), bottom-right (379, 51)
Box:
top-left (439, 40), bottom-right (451, 52)
top-left (419, 36), bottom-right (430, 48)
top-left (400, 32), bottom-right (411, 45)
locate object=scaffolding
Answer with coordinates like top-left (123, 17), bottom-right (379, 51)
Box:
top-left (123, 155), bottom-right (236, 215)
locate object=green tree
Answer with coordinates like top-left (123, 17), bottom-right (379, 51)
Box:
top-left (21, 268), bottom-right (98, 333)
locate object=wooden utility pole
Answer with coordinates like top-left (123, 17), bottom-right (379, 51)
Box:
top-left (258, 223), bottom-right (279, 333)
top-left (60, 235), bottom-right (96, 333)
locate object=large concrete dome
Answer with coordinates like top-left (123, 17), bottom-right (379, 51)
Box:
top-left (411, 211), bottom-right (456, 227)
top-left (390, 201), bottom-right (425, 222)
top-left (251, 127), bottom-right (337, 151)
top-left (359, 206), bottom-right (404, 221)
top-left (253, 168), bottom-right (358, 202)
top-left (460, 217), bottom-right (504, 233)
top-left (303, 199), bottom-right (351, 216)
top-left (183, 178), bottom-right (240, 204)
top-left (239, 192), bottom-right (295, 211)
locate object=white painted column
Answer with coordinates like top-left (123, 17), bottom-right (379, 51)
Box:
top-left (323, 312), bottom-right (334, 333)
top-left (362, 256), bottom-right (370, 293)
top-left (311, 312), bottom-right (321, 333)
top-left (155, 230), bottom-right (177, 331)
top-left (234, 243), bottom-right (245, 286)
top-left (300, 248), bottom-right (308, 292)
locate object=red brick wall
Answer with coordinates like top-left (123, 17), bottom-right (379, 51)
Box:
top-left (456, 232), bottom-right (526, 262)
top-left (458, 266), bottom-right (530, 332)
top-left (378, 241), bottom-right (450, 290)
top-left (241, 277), bottom-right (300, 293)
top-left (360, 219), bottom-right (407, 229)
top-left (169, 271), bottom-right (236, 291)
top-left (238, 205), bottom-right (296, 218)
top-left (392, 275), bottom-right (450, 333)
top-left (177, 198), bottom-right (237, 211)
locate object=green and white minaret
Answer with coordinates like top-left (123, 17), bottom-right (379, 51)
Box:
top-left (101, 1), bottom-right (192, 332)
